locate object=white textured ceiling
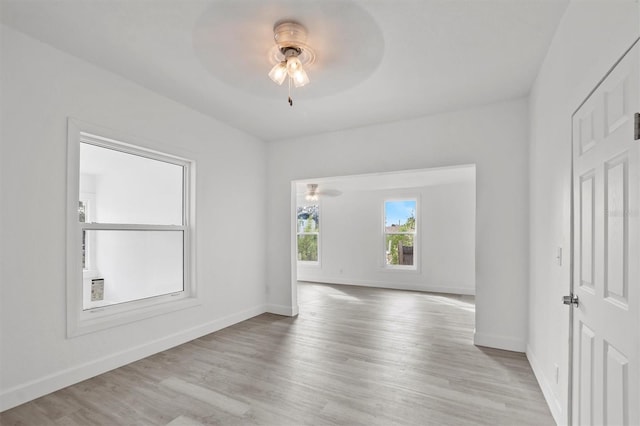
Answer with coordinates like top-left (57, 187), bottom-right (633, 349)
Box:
top-left (0, 0), bottom-right (568, 141)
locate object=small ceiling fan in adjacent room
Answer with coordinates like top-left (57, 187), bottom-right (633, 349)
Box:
top-left (304, 183), bottom-right (341, 201)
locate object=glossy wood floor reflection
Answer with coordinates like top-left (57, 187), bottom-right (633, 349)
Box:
top-left (1, 282), bottom-right (554, 425)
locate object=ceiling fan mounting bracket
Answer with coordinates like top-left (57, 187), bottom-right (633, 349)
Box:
top-left (281, 47), bottom-right (302, 58)
top-left (273, 21), bottom-right (307, 47)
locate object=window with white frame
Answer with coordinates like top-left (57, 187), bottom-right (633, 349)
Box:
top-left (67, 120), bottom-right (196, 336)
top-left (296, 204), bottom-right (319, 262)
top-left (384, 199), bottom-right (417, 268)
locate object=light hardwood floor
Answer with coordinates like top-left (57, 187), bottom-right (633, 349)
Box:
top-left (1, 282), bottom-right (554, 425)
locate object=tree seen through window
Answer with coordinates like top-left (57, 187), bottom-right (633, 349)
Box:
top-left (384, 200), bottom-right (416, 266)
top-left (297, 205), bottom-right (319, 262)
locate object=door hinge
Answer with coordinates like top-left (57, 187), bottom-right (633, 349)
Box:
top-left (562, 294), bottom-right (579, 307)
top-left (634, 112), bottom-right (640, 140)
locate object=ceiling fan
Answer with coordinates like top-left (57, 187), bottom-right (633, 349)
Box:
top-left (267, 21), bottom-right (315, 106)
top-left (304, 183), bottom-right (342, 201)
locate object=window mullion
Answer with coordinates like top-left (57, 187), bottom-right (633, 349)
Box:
top-left (81, 223), bottom-right (185, 231)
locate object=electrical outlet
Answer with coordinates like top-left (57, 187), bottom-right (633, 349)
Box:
top-left (556, 247), bottom-right (562, 266)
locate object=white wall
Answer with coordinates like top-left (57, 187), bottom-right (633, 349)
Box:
top-left (0, 25), bottom-right (267, 410)
top-left (297, 181), bottom-right (476, 295)
top-left (267, 97), bottom-right (530, 352)
top-left (527, 1), bottom-right (639, 424)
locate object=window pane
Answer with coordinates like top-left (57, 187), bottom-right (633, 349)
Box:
top-left (83, 230), bottom-right (183, 310)
top-left (384, 200), bottom-right (416, 231)
top-left (80, 143), bottom-right (183, 225)
top-left (385, 234), bottom-right (414, 266)
top-left (297, 205), bottom-right (319, 232)
top-left (297, 234), bottom-right (318, 262)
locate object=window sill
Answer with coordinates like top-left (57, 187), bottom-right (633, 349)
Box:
top-left (67, 293), bottom-right (200, 338)
top-left (382, 265), bottom-right (419, 272)
top-left (297, 261), bottom-right (321, 268)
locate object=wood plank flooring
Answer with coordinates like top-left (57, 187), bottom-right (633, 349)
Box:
top-left (1, 282), bottom-right (555, 425)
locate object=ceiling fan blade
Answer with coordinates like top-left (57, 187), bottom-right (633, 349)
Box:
top-left (319, 189), bottom-right (342, 197)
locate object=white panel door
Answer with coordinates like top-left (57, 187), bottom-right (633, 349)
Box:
top-left (572, 42), bottom-right (639, 426)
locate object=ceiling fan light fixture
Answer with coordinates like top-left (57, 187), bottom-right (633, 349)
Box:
top-left (268, 21), bottom-right (314, 105)
top-left (305, 183), bottom-right (319, 201)
top-left (286, 55), bottom-right (302, 74)
top-left (268, 61), bottom-right (287, 85)
top-left (291, 66), bottom-right (310, 88)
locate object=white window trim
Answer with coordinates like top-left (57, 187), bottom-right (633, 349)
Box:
top-left (382, 197), bottom-right (419, 271)
top-left (66, 118), bottom-right (198, 337)
top-left (296, 202), bottom-right (320, 266)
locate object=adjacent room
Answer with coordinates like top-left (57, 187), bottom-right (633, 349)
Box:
top-left (294, 166), bottom-right (476, 295)
top-left (1, 1), bottom-right (639, 425)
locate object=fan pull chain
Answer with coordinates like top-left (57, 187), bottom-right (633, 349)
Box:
top-left (288, 76), bottom-right (293, 106)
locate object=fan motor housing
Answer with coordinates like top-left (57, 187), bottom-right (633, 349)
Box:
top-left (271, 21), bottom-right (315, 67)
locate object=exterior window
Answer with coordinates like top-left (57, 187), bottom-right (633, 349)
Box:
top-left (67, 120), bottom-right (196, 336)
top-left (297, 204), bottom-right (319, 262)
top-left (384, 200), bottom-right (417, 268)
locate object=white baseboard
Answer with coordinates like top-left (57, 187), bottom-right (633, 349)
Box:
top-left (473, 331), bottom-right (526, 352)
top-left (266, 304), bottom-right (299, 316)
top-left (299, 277), bottom-right (475, 296)
top-left (527, 345), bottom-right (564, 425)
top-left (0, 304), bottom-right (267, 412)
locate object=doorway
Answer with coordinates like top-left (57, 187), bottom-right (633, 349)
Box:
top-left (290, 164), bottom-right (477, 311)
